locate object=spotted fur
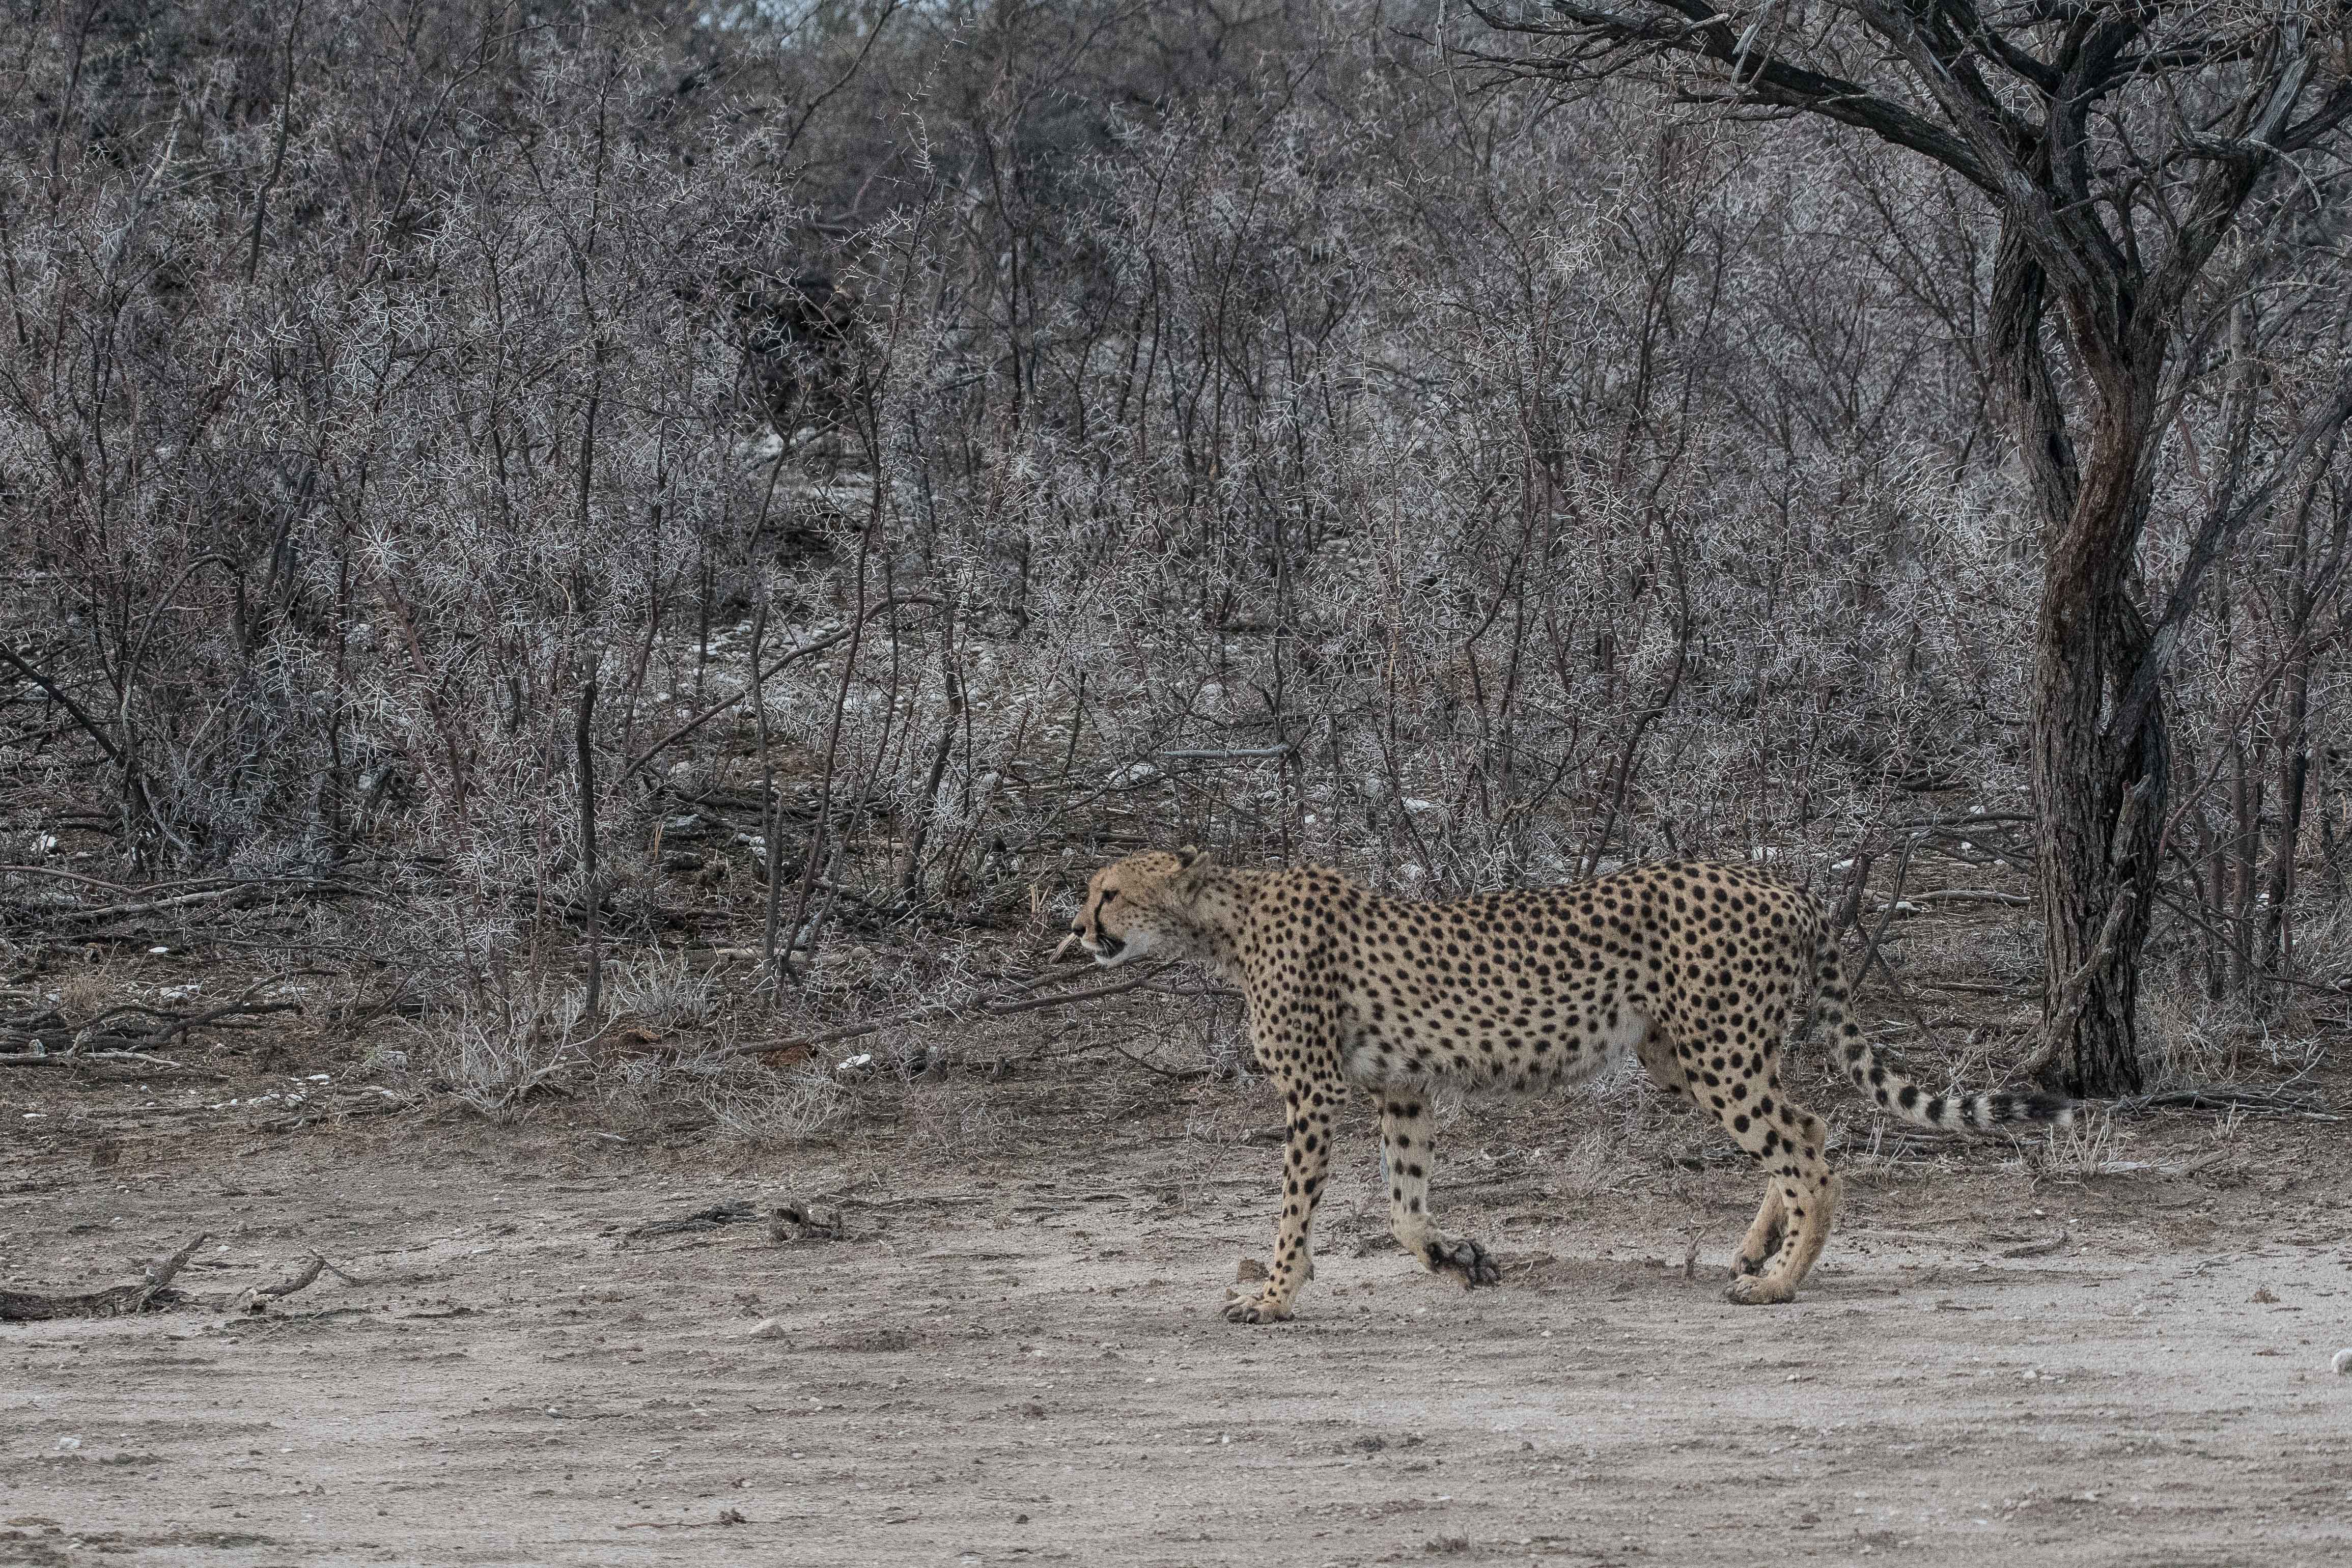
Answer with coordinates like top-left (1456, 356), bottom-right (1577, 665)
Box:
top-left (1060, 848), bottom-right (2074, 1321)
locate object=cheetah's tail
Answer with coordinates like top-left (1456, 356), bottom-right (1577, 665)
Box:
top-left (1805, 941), bottom-right (2076, 1132)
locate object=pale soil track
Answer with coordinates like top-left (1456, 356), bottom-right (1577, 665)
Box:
top-left (6, 1102), bottom-right (2352, 1568)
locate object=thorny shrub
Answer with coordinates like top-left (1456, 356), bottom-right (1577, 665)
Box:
top-left (3, 2), bottom-right (2347, 1116)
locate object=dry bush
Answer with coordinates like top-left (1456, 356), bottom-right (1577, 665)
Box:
top-left (428, 981), bottom-right (597, 1121)
top-left (2030, 1111), bottom-right (2132, 1181)
top-left (0, 0), bottom-right (2344, 1115)
top-left (602, 948), bottom-right (723, 1034)
top-left (703, 1062), bottom-right (855, 1147)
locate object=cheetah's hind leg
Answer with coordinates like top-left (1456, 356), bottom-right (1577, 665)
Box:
top-left (1379, 1095), bottom-right (1501, 1289)
top-left (1717, 1098), bottom-right (1837, 1306)
top-left (1732, 1184), bottom-right (1786, 1277)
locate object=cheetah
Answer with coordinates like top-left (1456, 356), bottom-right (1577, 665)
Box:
top-left (1055, 848), bottom-right (2073, 1322)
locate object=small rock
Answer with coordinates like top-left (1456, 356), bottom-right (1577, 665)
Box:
top-left (1236, 1257), bottom-right (1267, 1283)
top-left (718, 1507), bottom-right (746, 1526)
top-left (745, 1318), bottom-right (789, 1340)
top-left (2331, 1347), bottom-right (2352, 1376)
top-left (2253, 1286), bottom-right (2280, 1304)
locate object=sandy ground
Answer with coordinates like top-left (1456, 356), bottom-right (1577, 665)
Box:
top-left (6, 1081), bottom-right (2352, 1567)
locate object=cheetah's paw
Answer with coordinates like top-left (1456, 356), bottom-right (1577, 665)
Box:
top-left (1723, 1273), bottom-right (1798, 1306)
top-left (1731, 1242), bottom-right (1781, 1278)
top-left (1423, 1236), bottom-right (1502, 1288)
top-left (1221, 1286), bottom-right (1294, 1325)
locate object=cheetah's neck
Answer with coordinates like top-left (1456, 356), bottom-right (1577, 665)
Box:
top-left (1174, 866), bottom-right (1271, 981)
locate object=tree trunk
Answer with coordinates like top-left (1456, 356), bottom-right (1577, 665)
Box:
top-left (2029, 582), bottom-right (2164, 1098)
top-left (1995, 227), bottom-right (2166, 1098)
top-left (2259, 651), bottom-right (2312, 995)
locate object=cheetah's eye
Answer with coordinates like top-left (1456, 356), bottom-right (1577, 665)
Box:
top-left (1100, 889), bottom-right (1118, 906)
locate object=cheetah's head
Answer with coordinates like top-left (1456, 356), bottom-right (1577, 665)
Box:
top-left (1052, 847), bottom-right (1211, 968)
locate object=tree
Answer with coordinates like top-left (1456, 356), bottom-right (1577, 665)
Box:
top-left (1468, 0), bottom-right (2352, 1094)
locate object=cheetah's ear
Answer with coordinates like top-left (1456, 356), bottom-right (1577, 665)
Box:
top-left (1175, 844), bottom-right (1203, 869)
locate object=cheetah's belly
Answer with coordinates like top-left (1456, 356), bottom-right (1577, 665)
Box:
top-left (1340, 976), bottom-right (1653, 1092)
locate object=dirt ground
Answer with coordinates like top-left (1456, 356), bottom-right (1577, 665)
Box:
top-left (6, 1063), bottom-right (2352, 1568)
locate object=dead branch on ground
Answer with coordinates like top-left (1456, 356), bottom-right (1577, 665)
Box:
top-left (1098, 1036), bottom-right (1213, 1081)
top-left (2109, 1085), bottom-right (2341, 1120)
top-left (727, 958), bottom-right (1180, 1063)
top-left (0, 971), bottom-right (321, 1061)
top-left (1872, 888), bottom-right (2030, 909)
top-left (3, 878), bottom-right (362, 929)
top-left (236, 1250), bottom-right (367, 1313)
top-left (255, 1088), bottom-right (420, 1133)
top-left (0, 1047), bottom-right (226, 1078)
top-left (628, 1199), bottom-right (762, 1239)
top-left (0, 1233), bottom-right (209, 1321)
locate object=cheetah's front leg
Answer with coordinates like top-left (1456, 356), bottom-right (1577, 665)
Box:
top-left (1379, 1095), bottom-right (1500, 1289)
top-left (1225, 1076), bottom-right (1347, 1324)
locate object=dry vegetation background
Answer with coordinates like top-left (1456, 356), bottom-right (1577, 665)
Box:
top-left (4, 0), bottom-right (2351, 1138)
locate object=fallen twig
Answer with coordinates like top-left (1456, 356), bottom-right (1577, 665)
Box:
top-left (628, 1199), bottom-right (761, 1239)
top-left (1099, 1037), bottom-right (1212, 1081)
top-left (37, 883), bottom-right (273, 922)
top-left (2109, 1085), bottom-right (2341, 1119)
top-left (237, 1250), bottom-right (368, 1313)
top-left (0, 863), bottom-right (137, 892)
top-left (5, 879), bottom-right (368, 936)
top-left (149, 972), bottom-right (327, 1046)
top-left (1872, 888), bottom-right (2030, 910)
top-left (2, 972), bottom-right (323, 1063)
top-left (729, 959), bottom-right (1177, 1061)
top-left (255, 1088), bottom-right (421, 1133)
top-left (0, 1233), bottom-right (209, 1321)
top-left (1906, 978), bottom-right (2034, 997)
top-left (0, 1048), bottom-right (222, 1077)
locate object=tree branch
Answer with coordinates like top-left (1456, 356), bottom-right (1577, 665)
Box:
top-left (2110, 362), bottom-right (2352, 747)
top-left (1467, 0), bottom-right (2004, 194)
top-left (727, 960), bottom-right (1184, 1062)
top-left (0, 643), bottom-right (124, 767)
